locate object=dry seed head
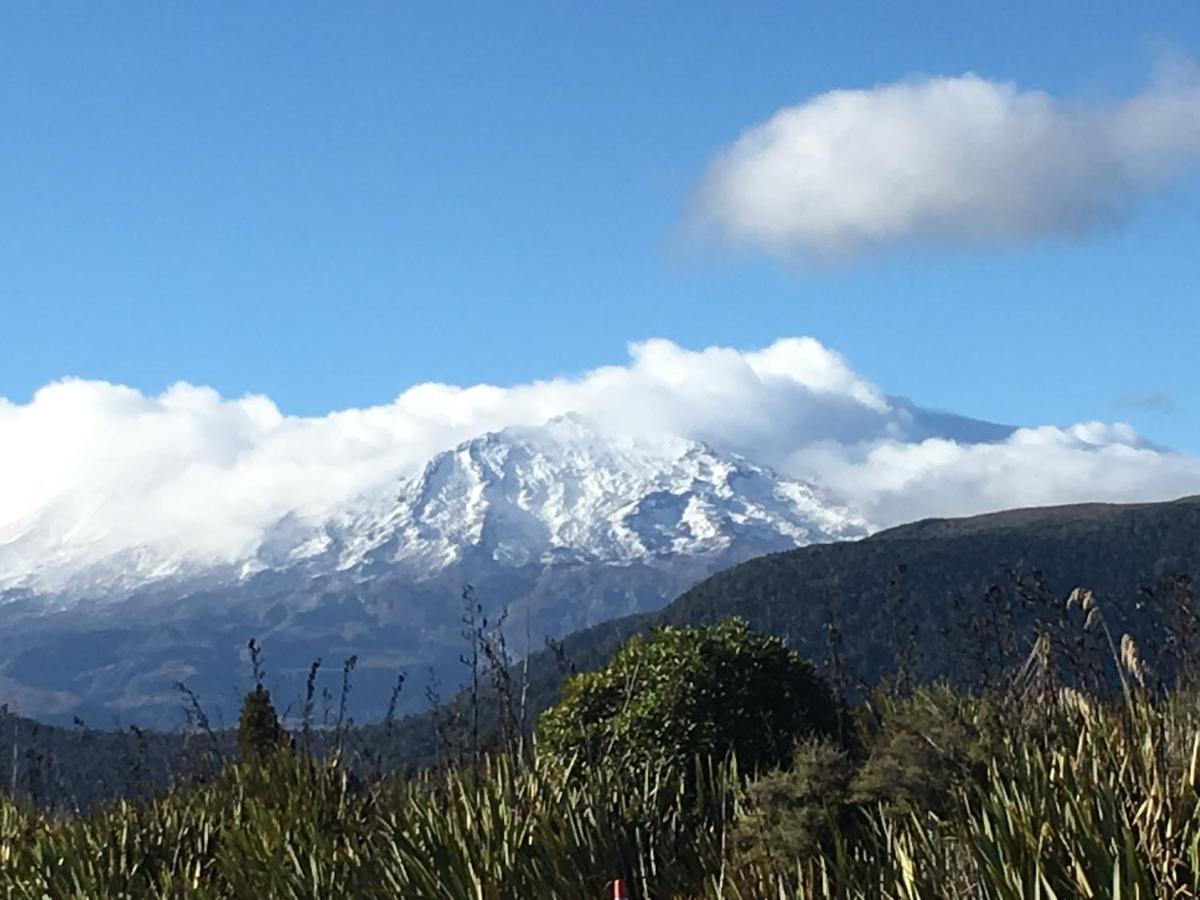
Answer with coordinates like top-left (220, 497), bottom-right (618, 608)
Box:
top-left (1085, 608), bottom-right (1101, 631)
top-left (1119, 634), bottom-right (1147, 687)
top-left (1058, 686), bottom-right (1092, 718)
top-left (1113, 633), bottom-right (1152, 691)
top-left (1081, 590), bottom-right (1096, 613)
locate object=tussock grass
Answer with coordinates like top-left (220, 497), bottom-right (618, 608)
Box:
top-left (6, 678), bottom-right (1200, 897)
top-left (5, 584), bottom-right (1200, 897)
top-left (0, 749), bottom-right (738, 898)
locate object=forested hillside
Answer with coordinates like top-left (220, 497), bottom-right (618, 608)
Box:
top-left (662, 494), bottom-right (1200, 687)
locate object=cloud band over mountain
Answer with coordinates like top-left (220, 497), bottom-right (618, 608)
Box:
top-left (3, 337), bottom-right (1199, 589)
top-left (694, 63), bottom-right (1200, 257)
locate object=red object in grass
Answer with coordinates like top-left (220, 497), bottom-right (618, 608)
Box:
top-left (612, 878), bottom-right (629, 899)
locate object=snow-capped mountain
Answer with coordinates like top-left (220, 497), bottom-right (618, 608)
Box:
top-left (262, 413), bottom-right (866, 575)
top-left (0, 416), bottom-right (868, 727)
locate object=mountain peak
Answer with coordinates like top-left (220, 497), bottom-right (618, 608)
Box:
top-left (321, 416), bottom-right (869, 575)
top-left (3, 415), bottom-right (870, 601)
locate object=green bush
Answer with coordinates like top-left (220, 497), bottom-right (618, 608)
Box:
top-left (850, 685), bottom-right (991, 816)
top-left (537, 617), bottom-right (842, 774)
top-left (731, 737), bottom-right (856, 866)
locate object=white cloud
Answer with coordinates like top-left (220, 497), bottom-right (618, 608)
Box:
top-left (2, 337), bottom-right (1199, 590)
top-left (790, 423), bottom-right (1200, 528)
top-left (694, 65), bottom-right (1200, 257)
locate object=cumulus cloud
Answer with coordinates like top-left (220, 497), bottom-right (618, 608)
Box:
top-left (2, 337), bottom-right (1199, 591)
top-left (694, 64), bottom-right (1200, 256)
top-left (791, 422), bottom-right (1200, 527)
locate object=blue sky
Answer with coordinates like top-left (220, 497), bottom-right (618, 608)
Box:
top-left (3, 2), bottom-right (1199, 451)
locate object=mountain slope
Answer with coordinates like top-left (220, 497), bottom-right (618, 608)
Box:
top-left (0, 417), bottom-right (866, 727)
top-left (447, 493), bottom-right (1200, 761)
top-left (661, 494), bottom-right (1200, 682)
top-left (274, 413), bottom-right (867, 575)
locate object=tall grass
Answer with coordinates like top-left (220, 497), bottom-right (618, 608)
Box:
top-left (715, 623), bottom-right (1200, 899)
top-left (0, 747), bottom-right (739, 898)
top-left (5, 586), bottom-right (1200, 897)
top-left (6, 680), bottom-right (1200, 897)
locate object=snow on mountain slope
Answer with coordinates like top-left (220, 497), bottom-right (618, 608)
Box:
top-left (0, 415), bottom-right (868, 607)
top-left (269, 413), bottom-right (870, 577)
top-left (2, 414), bottom-right (869, 600)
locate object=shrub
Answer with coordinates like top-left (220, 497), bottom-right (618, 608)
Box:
top-left (537, 617), bottom-right (842, 774)
top-left (850, 685), bottom-right (990, 817)
top-left (731, 737), bottom-right (856, 866)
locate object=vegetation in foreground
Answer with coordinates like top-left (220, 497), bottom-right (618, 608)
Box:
top-left (3, 586), bottom-right (1200, 897)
